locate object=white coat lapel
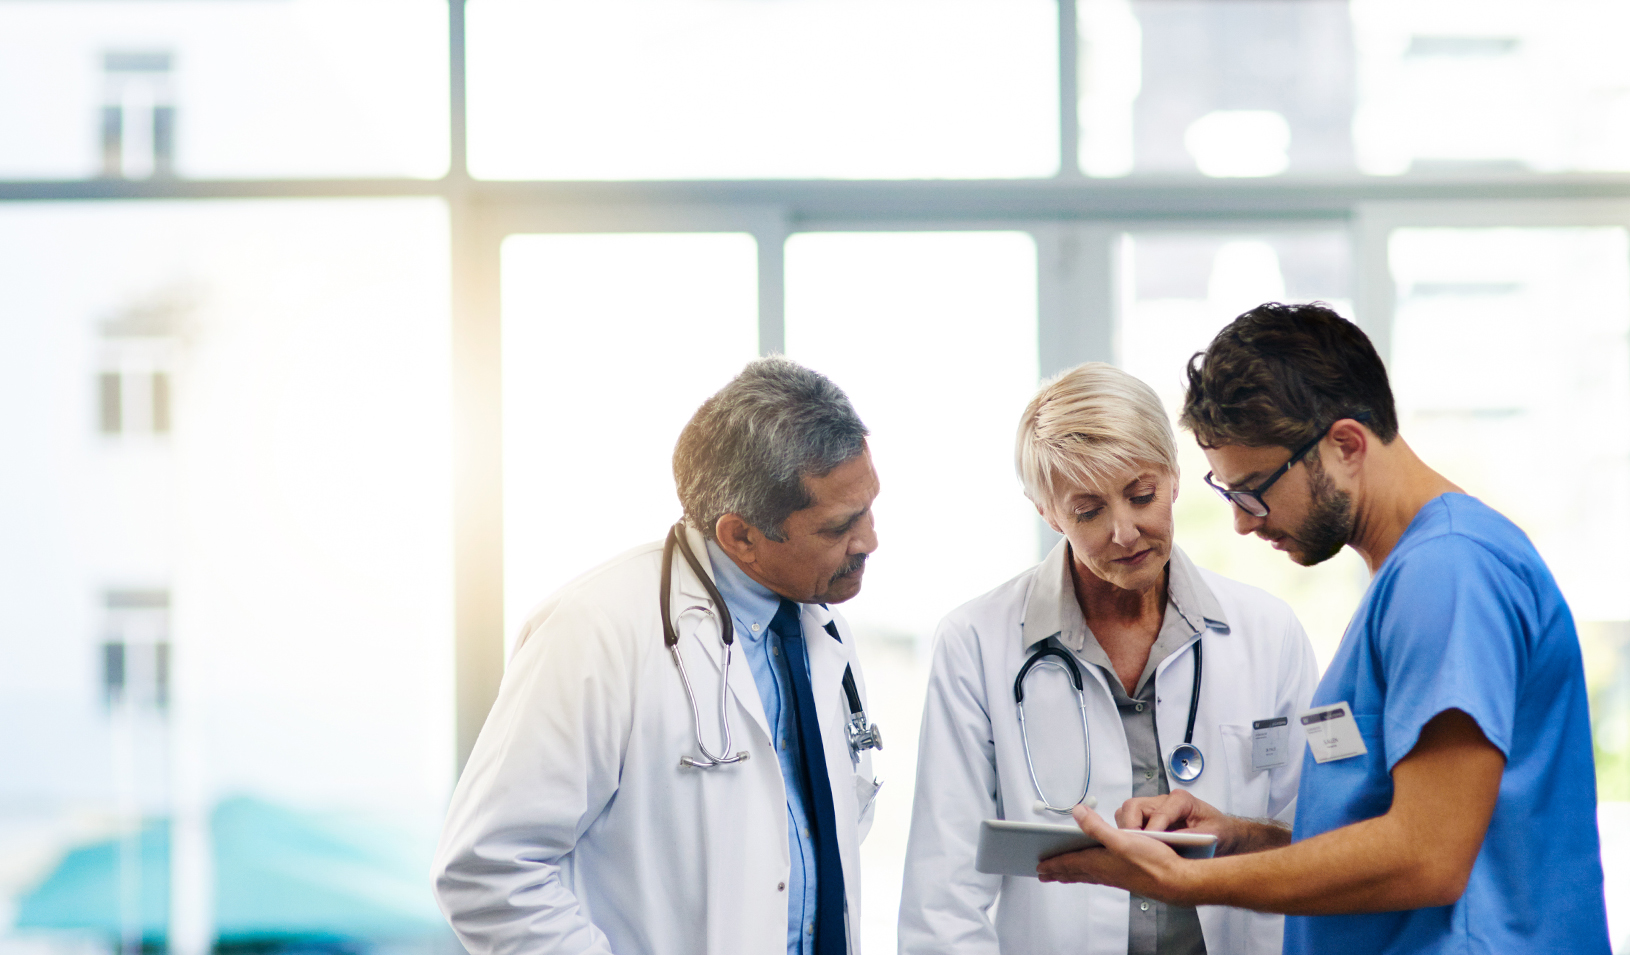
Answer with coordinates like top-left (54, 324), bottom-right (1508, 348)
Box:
top-left (670, 523), bottom-right (773, 743)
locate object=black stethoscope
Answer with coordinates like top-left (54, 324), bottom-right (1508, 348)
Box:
top-left (1013, 636), bottom-right (1205, 815)
top-left (660, 522), bottom-right (882, 770)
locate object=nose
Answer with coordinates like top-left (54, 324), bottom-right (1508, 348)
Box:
top-left (1232, 503), bottom-right (1265, 536)
top-left (1110, 509), bottom-right (1139, 548)
top-left (853, 511), bottom-right (878, 555)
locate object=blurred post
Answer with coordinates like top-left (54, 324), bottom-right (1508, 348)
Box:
top-left (448, 0), bottom-right (506, 773)
top-left (168, 625), bottom-right (213, 955)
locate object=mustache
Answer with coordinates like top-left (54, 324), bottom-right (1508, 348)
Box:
top-left (834, 553), bottom-right (868, 578)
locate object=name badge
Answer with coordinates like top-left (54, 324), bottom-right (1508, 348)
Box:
top-left (1299, 702), bottom-right (1368, 763)
top-left (1251, 716), bottom-right (1290, 772)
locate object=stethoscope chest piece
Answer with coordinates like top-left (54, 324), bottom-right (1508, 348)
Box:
top-left (1168, 742), bottom-right (1204, 783)
top-left (1165, 636), bottom-right (1208, 783)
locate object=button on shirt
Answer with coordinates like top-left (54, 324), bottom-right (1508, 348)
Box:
top-left (705, 540), bottom-right (819, 955)
top-left (1023, 542), bottom-right (1228, 955)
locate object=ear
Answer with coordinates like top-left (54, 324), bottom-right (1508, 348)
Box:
top-left (1169, 470), bottom-right (1181, 504)
top-left (713, 513), bottom-right (761, 567)
top-left (1035, 500), bottom-right (1064, 536)
top-left (1324, 418), bottom-right (1370, 477)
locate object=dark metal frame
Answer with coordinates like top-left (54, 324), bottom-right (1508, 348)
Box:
top-left (8, 0), bottom-right (1630, 770)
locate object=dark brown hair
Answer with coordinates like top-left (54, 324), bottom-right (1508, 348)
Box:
top-left (1180, 302), bottom-right (1399, 449)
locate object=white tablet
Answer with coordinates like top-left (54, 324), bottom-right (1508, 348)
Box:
top-left (974, 819), bottom-right (1218, 878)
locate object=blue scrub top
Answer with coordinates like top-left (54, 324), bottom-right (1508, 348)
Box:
top-left (1286, 494), bottom-right (1610, 955)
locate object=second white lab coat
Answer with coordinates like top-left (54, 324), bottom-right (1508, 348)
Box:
top-left (433, 523), bottom-right (880, 955)
top-left (899, 545), bottom-right (1319, 955)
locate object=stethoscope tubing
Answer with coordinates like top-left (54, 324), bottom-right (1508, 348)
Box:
top-left (1015, 633), bottom-right (1206, 812)
top-left (663, 523), bottom-right (750, 769)
top-left (1017, 657), bottom-right (1094, 813)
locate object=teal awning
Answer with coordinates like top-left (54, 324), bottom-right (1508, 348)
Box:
top-left (16, 797), bottom-right (445, 942)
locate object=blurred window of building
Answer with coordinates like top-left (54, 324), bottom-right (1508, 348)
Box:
top-left (0, 1), bottom-right (449, 180)
top-left (784, 229), bottom-right (1038, 955)
top-left (1117, 229), bottom-right (1370, 668)
top-left (467, 0), bottom-right (1059, 180)
top-left (101, 588), bottom-right (171, 710)
top-left (100, 51), bottom-right (175, 180)
top-left (96, 299), bottom-right (182, 439)
top-left (500, 232), bottom-right (760, 644)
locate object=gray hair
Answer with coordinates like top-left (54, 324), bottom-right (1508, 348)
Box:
top-left (674, 357), bottom-right (868, 541)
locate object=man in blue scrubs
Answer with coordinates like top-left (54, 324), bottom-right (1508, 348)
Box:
top-left (1035, 303), bottom-right (1610, 954)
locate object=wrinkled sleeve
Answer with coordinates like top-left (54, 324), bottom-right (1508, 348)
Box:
top-left (431, 596), bottom-right (632, 955)
top-left (1375, 536), bottom-right (1524, 770)
top-left (897, 615), bottom-right (1004, 955)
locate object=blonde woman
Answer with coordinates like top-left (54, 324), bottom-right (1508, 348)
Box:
top-left (899, 363), bottom-right (1317, 955)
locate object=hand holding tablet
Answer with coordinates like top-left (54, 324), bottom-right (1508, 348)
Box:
top-left (975, 819), bottom-right (1218, 878)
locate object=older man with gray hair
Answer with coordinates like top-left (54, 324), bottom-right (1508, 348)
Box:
top-left (434, 357), bottom-right (883, 955)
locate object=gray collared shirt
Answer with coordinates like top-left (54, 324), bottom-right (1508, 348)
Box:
top-left (1023, 541), bottom-right (1230, 955)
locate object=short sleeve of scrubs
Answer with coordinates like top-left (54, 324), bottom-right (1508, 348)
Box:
top-left (1372, 535), bottom-right (1523, 768)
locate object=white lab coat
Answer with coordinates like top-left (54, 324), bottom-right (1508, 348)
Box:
top-left (434, 523), bottom-right (880, 955)
top-left (899, 545), bottom-right (1319, 955)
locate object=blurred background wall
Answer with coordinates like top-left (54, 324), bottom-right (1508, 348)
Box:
top-left (0, 2), bottom-right (1626, 954)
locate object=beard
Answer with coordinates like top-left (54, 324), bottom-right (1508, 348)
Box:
top-left (1289, 456), bottom-right (1354, 566)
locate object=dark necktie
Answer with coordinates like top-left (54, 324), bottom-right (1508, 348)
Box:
top-left (768, 598), bottom-right (847, 955)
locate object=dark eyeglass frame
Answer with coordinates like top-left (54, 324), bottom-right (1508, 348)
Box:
top-left (1202, 412), bottom-right (1371, 518)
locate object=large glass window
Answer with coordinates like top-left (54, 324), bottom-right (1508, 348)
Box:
top-left (469, 0), bottom-right (1059, 180)
top-left (6, 4), bottom-right (1630, 953)
top-left (785, 230), bottom-right (1038, 955)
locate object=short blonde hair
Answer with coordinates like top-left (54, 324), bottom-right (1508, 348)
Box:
top-left (1016, 362), bottom-right (1179, 508)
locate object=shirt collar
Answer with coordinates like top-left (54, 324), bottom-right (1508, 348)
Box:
top-left (703, 537), bottom-right (782, 645)
top-left (1021, 538), bottom-right (1230, 652)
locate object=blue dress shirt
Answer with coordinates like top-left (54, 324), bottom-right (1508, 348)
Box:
top-left (705, 539), bottom-right (819, 955)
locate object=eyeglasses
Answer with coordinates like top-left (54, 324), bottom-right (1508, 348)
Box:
top-left (1202, 413), bottom-right (1370, 518)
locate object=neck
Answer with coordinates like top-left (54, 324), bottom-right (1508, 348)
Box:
top-left (1070, 553), bottom-right (1167, 626)
top-left (1347, 436), bottom-right (1463, 573)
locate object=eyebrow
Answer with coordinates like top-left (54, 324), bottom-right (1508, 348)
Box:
top-left (1222, 470), bottom-right (1270, 491)
top-left (1122, 475), bottom-right (1157, 493)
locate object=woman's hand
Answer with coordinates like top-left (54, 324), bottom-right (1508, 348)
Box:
top-left (1116, 791), bottom-right (1289, 856)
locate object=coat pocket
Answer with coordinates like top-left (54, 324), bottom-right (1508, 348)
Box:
top-left (855, 774), bottom-right (882, 829)
top-left (1219, 723), bottom-right (1272, 819)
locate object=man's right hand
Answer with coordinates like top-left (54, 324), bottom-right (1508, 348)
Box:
top-left (1115, 792), bottom-right (1289, 856)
